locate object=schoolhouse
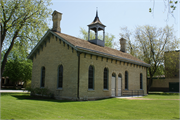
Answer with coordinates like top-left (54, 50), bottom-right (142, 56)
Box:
top-left (28, 10), bottom-right (150, 100)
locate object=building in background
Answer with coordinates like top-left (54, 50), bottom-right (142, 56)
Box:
top-left (148, 50), bottom-right (179, 92)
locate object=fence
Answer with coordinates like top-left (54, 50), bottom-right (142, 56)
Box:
top-left (122, 90), bottom-right (144, 96)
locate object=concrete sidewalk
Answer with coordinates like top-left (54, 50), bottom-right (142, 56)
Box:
top-left (116, 96), bottom-right (143, 98)
top-left (0, 90), bottom-right (28, 93)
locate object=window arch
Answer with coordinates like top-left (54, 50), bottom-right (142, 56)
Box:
top-left (118, 73), bottom-right (122, 78)
top-left (57, 65), bottom-right (63, 88)
top-left (41, 67), bottom-right (45, 87)
top-left (140, 73), bottom-right (143, 89)
top-left (88, 65), bottom-right (94, 89)
top-left (104, 68), bottom-right (108, 89)
top-left (112, 73), bottom-right (116, 77)
top-left (125, 71), bottom-right (128, 89)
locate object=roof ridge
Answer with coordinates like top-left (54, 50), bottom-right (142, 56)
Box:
top-left (57, 32), bottom-right (142, 58)
top-left (60, 32), bottom-right (87, 42)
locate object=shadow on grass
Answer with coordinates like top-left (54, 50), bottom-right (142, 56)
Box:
top-left (148, 92), bottom-right (179, 95)
top-left (173, 117), bottom-right (180, 119)
top-left (1, 93), bottom-right (114, 103)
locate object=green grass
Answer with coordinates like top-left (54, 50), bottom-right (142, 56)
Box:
top-left (1, 93), bottom-right (179, 119)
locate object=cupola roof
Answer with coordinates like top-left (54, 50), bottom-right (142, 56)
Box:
top-left (88, 10), bottom-right (106, 27)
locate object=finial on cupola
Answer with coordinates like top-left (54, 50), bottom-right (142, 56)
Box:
top-left (96, 7), bottom-right (98, 17)
top-left (88, 8), bottom-right (106, 47)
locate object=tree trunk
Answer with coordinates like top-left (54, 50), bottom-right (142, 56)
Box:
top-left (147, 76), bottom-right (153, 94)
top-left (1, 41), bottom-right (14, 76)
top-left (1, 29), bottom-right (19, 76)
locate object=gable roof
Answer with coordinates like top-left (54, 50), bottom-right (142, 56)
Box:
top-left (28, 30), bottom-right (150, 67)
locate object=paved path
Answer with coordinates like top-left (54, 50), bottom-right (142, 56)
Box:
top-left (116, 96), bottom-right (143, 98)
top-left (0, 90), bottom-right (28, 93)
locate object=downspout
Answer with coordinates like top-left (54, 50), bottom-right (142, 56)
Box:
top-left (146, 67), bottom-right (148, 95)
top-left (0, 22), bottom-right (2, 89)
top-left (77, 52), bottom-right (81, 100)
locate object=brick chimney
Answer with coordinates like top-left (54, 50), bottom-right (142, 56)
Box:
top-left (120, 38), bottom-right (126, 53)
top-left (52, 10), bottom-right (62, 33)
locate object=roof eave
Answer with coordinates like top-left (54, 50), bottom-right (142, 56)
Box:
top-left (27, 29), bottom-right (51, 59)
top-left (87, 22), bottom-right (106, 27)
top-left (27, 30), bottom-right (78, 60)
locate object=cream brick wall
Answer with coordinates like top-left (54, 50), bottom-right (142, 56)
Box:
top-left (79, 53), bottom-right (147, 100)
top-left (31, 35), bottom-right (78, 100)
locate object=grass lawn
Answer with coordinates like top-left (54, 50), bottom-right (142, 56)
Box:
top-left (1, 93), bottom-right (179, 119)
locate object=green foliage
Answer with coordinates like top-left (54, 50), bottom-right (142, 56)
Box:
top-left (79, 27), bottom-right (115, 48)
top-left (0, 0), bottom-right (52, 75)
top-left (164, 51), bottom-right (179, 78)
top-left (153, 65), bottom-right (165, 76)
top-left (23, 80), bottom-right (31, 88)
top-left (1, 93), bottom-right (179, 119)
top-left (2, 52), bottom-right (32, 84)
top-left (1, 0), bottom-right (52, 50)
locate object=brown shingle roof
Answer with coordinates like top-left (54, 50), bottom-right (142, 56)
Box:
top-left (54, 32), bottom-right (146, 64)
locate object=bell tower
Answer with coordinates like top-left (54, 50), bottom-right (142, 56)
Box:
top-left (88, 9), bottom-right (106, 47)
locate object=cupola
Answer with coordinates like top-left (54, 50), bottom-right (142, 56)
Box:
top-left (88, 9), bottom-right (106, 47)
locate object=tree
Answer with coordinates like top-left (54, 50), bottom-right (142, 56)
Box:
top-left (149, 0), bottom-right (179, 19)
top-left (79, 27), bottom-right (115, 48)
top-left (119, 25), bottom-right (179, 93)
top-left (0, 0), bottom-right (52, 76)
top-left (164, 51), bottom-right (179, 78)
top-left (2, 51), bottom-right (32, 86)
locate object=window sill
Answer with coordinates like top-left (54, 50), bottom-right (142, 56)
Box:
top-left (103, 89), bottom-right (109, 91)
top-left (57, 88), bottom-right (63, 90)
top-left (88, 89), bottom-right (95, 92)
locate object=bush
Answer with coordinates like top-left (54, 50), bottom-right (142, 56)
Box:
top-left (26, 87), bottom-right (54, 98)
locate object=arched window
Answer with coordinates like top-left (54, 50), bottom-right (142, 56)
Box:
top-left (58, 65), bottom-right (63, 88)
top-left (41, 67), bottom-right (45, 87)
top-left (88, 65), bottom-right (94, 89)
top-left (140, 73), bottom-right (143, 89)
top-left (104, 68), bottom-right (108, 89)
top-left (125, 71), bottom-right (128, 89)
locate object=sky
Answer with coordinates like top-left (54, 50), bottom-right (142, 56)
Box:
top-left (47, 0), bottom-right (179, 49)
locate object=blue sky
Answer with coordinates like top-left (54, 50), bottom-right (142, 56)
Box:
top-left (48, 0), bottom-right (179, 48)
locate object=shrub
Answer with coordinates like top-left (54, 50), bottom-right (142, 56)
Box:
top-left (26, 87), bottom-right (54, 98)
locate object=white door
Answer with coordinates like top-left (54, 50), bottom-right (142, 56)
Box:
top-left (118, 77), bottom-right (121, 96)
top-left (111, 76), bottom-right (116, 97)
